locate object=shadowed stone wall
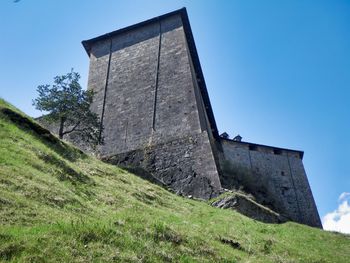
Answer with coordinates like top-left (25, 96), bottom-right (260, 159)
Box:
top-left (104, 132), bottom-right (221, 199)
top-left (218, 139), bottom-right (322, 228)
top-left (85, 12), bottom-right (222, 199)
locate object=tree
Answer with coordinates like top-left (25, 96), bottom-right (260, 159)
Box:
top-left (33, 70), bottom-right (102, 147)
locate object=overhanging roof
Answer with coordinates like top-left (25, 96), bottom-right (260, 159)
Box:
top-left (82, 8), bottom-right (219, 138)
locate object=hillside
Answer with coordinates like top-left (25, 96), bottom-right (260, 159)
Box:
top-left (0, 98), bottom-right (349, 263)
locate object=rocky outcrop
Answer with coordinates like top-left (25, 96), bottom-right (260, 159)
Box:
top-left (211, 191), bottom-right (288, 224)
top-left (102, 133), bottom-right (222, 200)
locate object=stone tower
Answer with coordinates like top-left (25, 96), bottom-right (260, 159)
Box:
top-left (81, 8), bottom-right (322, 228)
top-left (82, 8), bottom-right (222, 199)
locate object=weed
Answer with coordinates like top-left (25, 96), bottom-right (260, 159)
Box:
top-left (153, 222), bottom-right (183, 245)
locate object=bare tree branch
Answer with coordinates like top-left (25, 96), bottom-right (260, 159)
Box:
top-left (62, 121), bottom-right (81, 136)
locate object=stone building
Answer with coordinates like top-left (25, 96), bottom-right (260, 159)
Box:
top-left (56, 8), bottom-right (322, 227)
top-left (82, 8), bottom-right (222, 200)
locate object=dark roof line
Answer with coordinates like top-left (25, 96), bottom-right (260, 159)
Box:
top-left (81, 7), bottom-right (219, 138)
top-left (220, 137), bottom-right (304, 159)
top-left (82, 8), bottom-right (186, 55)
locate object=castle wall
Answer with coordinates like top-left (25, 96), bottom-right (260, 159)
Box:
top-left (152, 16), bottom-right (202, 141)
top-left (104, 131), bottom-right (221, 199)
top-left (88, 22), bottom-right (159, 155)
top-left (219, 139), bottom-right (322, 228)
top-left (288, 156), bottom-right (322, 227)
top-left (86, 13), bottom-right (222, 199)
top-left (87, 14), bottom-right (205, 155)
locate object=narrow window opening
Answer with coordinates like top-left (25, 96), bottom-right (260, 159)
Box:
top-left (249, 145), bottom-right (258, 151)
top-left (274, 149), bottom-right (282, 155)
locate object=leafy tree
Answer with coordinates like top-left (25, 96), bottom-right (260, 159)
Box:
top-left (33, 70), bottom-right (102, 147)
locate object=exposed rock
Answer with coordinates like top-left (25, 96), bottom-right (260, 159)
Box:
top-left (220, 238), bottom-right (243, 250)
top-left (102, 133), bottom-right (222, 200)
top-left (211, 192), bottom-right (288, 224)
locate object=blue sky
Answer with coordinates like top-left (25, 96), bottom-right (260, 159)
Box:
top-left (0, 0), bottom-right (349, 232)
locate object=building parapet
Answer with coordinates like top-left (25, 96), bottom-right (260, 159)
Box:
top-left (219, 137), bottom-right (304, 159)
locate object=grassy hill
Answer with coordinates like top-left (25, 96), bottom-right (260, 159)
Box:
top-left (0, 98), bottom-right (349, 262)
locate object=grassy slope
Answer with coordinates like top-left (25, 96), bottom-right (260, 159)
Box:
top-left (0, 98), bottom-right (349, 263)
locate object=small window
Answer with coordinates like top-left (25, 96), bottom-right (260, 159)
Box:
top-left (273, 149), bottom-right (282, 155)
top-left (249, 145), bottom-right (258, 151)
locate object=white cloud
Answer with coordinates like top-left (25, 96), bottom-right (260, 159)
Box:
top-left (322, 192), bottom-right (350, 234)
top-left (338, 192), bottom-right (350, 202)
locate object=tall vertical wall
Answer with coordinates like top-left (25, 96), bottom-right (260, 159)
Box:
top-left (84, 12), bottom-right (222, 199)
top-left (219, 139), bottom-right (322, 228)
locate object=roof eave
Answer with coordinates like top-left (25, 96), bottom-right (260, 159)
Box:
top-left (81, 7), bottom-right (187, 57)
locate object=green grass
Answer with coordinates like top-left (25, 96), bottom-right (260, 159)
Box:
top-left (0, 98), bottom-right (349, 262)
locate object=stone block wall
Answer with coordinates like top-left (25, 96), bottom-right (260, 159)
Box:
top-left (84, 11), bottom-right (222, 199)
top-left (104, 131), bottom-right (222, 199)
top-left (87, 14), bottom-right (205, 156)
top-left (87, 22), bottom-right (159, 155)
top-left (218, 139), bottom-right (322, 228)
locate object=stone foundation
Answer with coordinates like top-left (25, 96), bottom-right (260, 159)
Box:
top-left (103, 132), bottom-right (222, 199)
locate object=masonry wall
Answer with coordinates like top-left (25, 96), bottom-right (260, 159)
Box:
top-left (87, 23), bottom-right (159, 155)
top-left (104, 132), bottom-right (221, 199)
top-left (87, 14), bottom-right (204, 155)
top-left (219, 139), bottom-right (322, 228)
top-left (86, 13), bottom-right (222, 199)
